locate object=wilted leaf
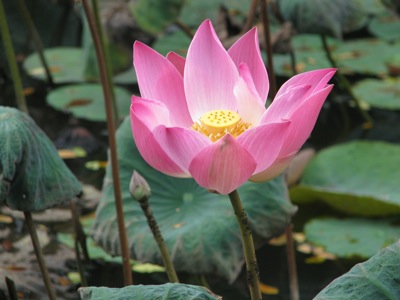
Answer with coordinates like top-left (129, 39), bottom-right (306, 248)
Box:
top-left (0, 107), bottom-right (81, 211)
top-left (305, 218), bottom-right (400, 259)
top-left (290, 141), bottom-right (400, 216)
top-left (46, 84), bottom-right (131, 122)
top-left (79, 283), bottom-right (221, 300)
top-left (92, 117), bottom-right (295, 283)
top-left (315, 240), bottom-right (400, 299)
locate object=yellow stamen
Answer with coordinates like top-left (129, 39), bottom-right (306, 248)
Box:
top-left (192, 109), bottom-right (252, 142)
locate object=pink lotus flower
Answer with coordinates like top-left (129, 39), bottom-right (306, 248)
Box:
top-left (130, 20), bottom-right (335, 195)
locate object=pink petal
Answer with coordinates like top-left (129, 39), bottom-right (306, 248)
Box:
top-left (250, 152), bottom-right (296, 182)
top-left (184, 20), bottom-right (239, 121)
top-left (152, 126), bottom-right (211, 173)
top-left (166, 51), bottom-right (186, 76)
top-left (228, 27), bottom-right (269, 101)
top-left (234, 63), bottom-right (266, 125)
top-left (279, 85), bottom-right (334, 156)
top-left (133, 42), bottom-right (192, 127)
top-left (189, 134), bottom-right (256, 194)
top-left (236, 120), bottom-right (290, 174)
top-left (261, 84), bottom-right (312, 123)
top-left (130, 97), bottom-right (187, 177)
top-left (275, 68), bottom-right (336, 99)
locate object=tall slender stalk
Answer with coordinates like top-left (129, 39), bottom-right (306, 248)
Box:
top-left (81, 0), bottom-right (133, 286)
top-left (320, 34), bottom-right (373, 130)
top-left (285, 224), bottom-right (299, 300)
top-left (0, 0), bottom-right (28, 112)
top-left (24, 212), bottom-right (57, 300)
top-left (228, 190), bottom-right (261, 300)
top-left (260, 0), bottom-right (277, 99)
top-left (16, 0), bottom-right (54, 87)
top-left (242, 0), bottom-right (258, 34)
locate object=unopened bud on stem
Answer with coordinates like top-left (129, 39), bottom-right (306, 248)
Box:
top-left (129, 170), bottom-right (151, 201)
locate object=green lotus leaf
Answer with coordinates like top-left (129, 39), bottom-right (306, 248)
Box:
top-left (333, 39), bottom-right (400, 76)
top-left (92, 117), bottom-right (295, 283)
top-left (278, 0), bottom-right (368, 38)
top-left (46, 84), bottom-right (131, 122)
top-left (315, 240), bottom-right (400, 299)
top-left (290, 141), bottom-right (400, 216)
top-left (368, 13), bottom-right (400, 41)
top-left (79, 283), bottom-right (221, 300)
top-left (353, 78), bottom-right (400, 110)
top-left (0, 106), bottom-right (81, 211)
top-left (305, 218), bottom-right (400, 259)
top-left (152, 30), bottom-right (191, 56)
top-left (23, 47), bottom-right (85, 83)
top-left (130, 0), bottom-right (185, 34)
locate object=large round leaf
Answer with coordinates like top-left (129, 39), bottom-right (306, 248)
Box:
top-left (315, 240), bottom-right (400, 299)
top-left (92, 117), bottom-right (295, 283)
top-left (23, 47), bottom-right (85, 83)
top-left (278, 0), bottom-right (368, 38)
top-left (0, 106), bottom-right (81, 211)
top-left (46, 84), bottom-right (131, 122)
top-left (353, 78), bottom-right (400, 110)
top-left (79, 283), bottom-right (221, 300)
top-left (290, 141), bottom-right (400, 216)
top-left (305, 218), bottom-right (400, 259)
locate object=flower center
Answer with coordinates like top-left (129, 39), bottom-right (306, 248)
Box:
top-left (192, 109), bottom-right (251, 142)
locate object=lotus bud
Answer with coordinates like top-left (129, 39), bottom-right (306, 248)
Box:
top-left (129, 170), bottom-right (151, 201)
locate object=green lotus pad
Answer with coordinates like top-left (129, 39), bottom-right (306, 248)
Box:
top-left (353, 78), bottom-right (400, 110)
top-left (315, 240), bottom-right (400, 299)
top-left (0, 106), bottom-right (81, 211)
top-left (46, 84), bottom-right (131, 122)
top-left (368, 13), bottom-right (400, 41)
top-left (79, 283), bottom-right (221, 300)
top-left (92, 117), bottom-right (296, 283)
top-left (305, 218), bottom-right (400, 259)
top-left (290, 141), bottom-right (400, 216)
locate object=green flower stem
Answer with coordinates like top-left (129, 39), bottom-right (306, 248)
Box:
top-left (321, 34), bottom-right (373, 131)
top-left (0, 0), bottom-right (28, 113)
top-left (285, 224), bottom-right (299, 300)
top-left (81, 0), bottom-right (132, 286)
top-left (24, 212), bottom-right (57, 300)
top-left (16, 0), bottom-right (54, 87)
top-left (228, 190), bottom-right (262, 300)
top-left (260, 0), bottom-right (277, 99)
top-left (137, 195), bottom-right (179, 283)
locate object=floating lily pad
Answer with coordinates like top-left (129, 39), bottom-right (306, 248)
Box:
top-left (368, 13), bottom-right (400, 41)
top-left (23, 47), bottom-right (85, 83)
top-left (315, 240), bottom-right (400, 299)
top-left (305, 218), bottom-right (400, 259)
top-left (92, 117), bottom-right (295, 283)
top-left (333, 39), bottom-right (400, 76)
top-left (290, 141), bottom-right (400, 216)
top-left (46, 84), bottom-right (131, 122)
top-left (79, 283), bottom-right (221, 300)
top-left (353, 78), bottom-right (400, 110)
top-left (0, 107), bottom-right (81, 211)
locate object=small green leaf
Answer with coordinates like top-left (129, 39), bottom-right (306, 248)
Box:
top-left (305, 218), bottom-right (400, 259)
top-left (23, 47), bottom-right (85, 83)
top-left (315, 240), bottom-right (400, 299)
top-left (130, 0), bottom-right (185, 34)
top-left (353, 78), bottom-right (400, 110)
top-left (368, 13), bottom-right (400, 41)
top-left (92, 117), bottom-right (295, 283)
top-left (0, 106), bottom-right (81, 211)
top-left (79, 283), bottom-right (221, 300)
top-left (290, 141), bottom-right (400, 216)
top-left (46, 84), bottom-right (131, 122)
top-left (152, 30), bottom-right (191, 56)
